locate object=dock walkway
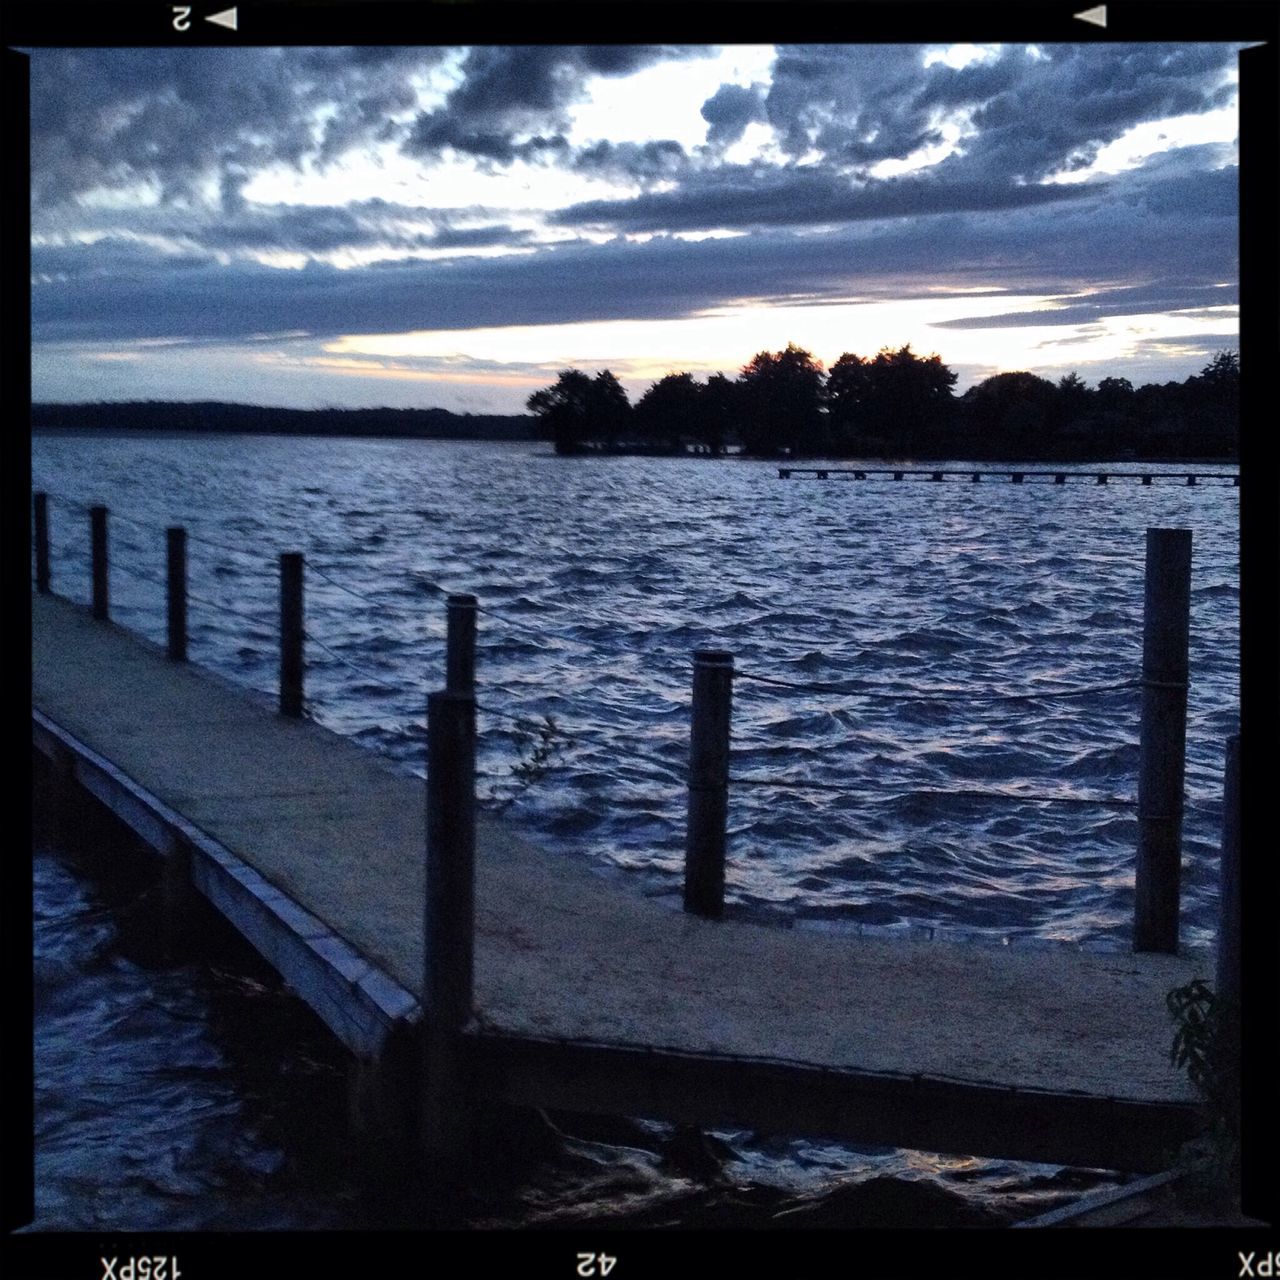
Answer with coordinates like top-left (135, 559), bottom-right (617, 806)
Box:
top-left (32, 592), bottom-right (1204, 1171)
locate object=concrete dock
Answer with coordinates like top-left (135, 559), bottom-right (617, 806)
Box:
top-left (32, 591), bottom-right (1206, 1172)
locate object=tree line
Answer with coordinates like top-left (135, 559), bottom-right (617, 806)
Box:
top-left (30, 401), bottom-right (540, 441)
top-left (526, 345), bottom-right (1240, 462)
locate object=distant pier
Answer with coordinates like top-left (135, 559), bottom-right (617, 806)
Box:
top-left (779, 466), bottom-right (1238, 486)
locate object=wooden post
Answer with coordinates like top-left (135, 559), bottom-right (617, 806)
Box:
top-left (166, 527), bottom-right (187, 662)
top-left (422, 688), bottom-right (477, 1178)
top-left (894, 471), bottom-right (903, 481)
top-left (34, 492), bottom-right (50, 594)
top-left (685, 649), bottom-right (733, 919)
top-left (1142, 475), bottom-right (1153, 486)
top-left (930, 471), bottom-right (944, 482)
top-left (445, 593), bottom-right (477, 695)
top-left (1012, 472), bottom-right (1024, 484)
top-left (90, 505), bottom-right (109, 621)
top-left (1215, 734), bottom-right (1241, 1016)
top-left (1097, 474), bottom-right (1108, 485)
top-left (1134, 528), bottom-right (1192, 953)
top-left (279, 552), bottom-right (304, 718)
top-left (1055, 473), bottom-right (1067, 485)
top-left (971, 472), bottom-right (981, 482)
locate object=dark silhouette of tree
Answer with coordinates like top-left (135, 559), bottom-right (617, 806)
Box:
top-left (961, 371), bottom-right (1058, 452)
top-left (589, 369), bottom-right (632, 445)
top-left (737, 343), bottom-right (825, 456)
top-left (1179, 349), bottom-right (1239, 457)
top-left (527, 368), bottom-right (597, 454)
top-left (826, 352), bottom-right (872, 450)
top-left (860, 344), bottom-right (957, 451)
top-left (1199, 349), bottom-right (1240, 387)
top-left (636, 372), bottom-right (701, 450)
top-left (698, 372), bottom-right (738, 454)
top-left (1054, 372), bottom-right (1093, 431)
top-left (1095, 376), bottom-right (1135, 409)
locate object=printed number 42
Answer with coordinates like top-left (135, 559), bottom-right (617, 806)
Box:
top-left (577, 1254), bottom-right (616, 1277)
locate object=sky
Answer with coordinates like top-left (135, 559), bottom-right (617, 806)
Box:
top-left (28, 42), bottom-right (1242, 413)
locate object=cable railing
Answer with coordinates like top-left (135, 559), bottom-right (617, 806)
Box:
top-left (31, 488), bottom-right (1236, 949)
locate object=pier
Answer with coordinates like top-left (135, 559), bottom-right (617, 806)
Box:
top-left (778, 466), bottom-right (1239, 486)
top-left (30, 499), bottom-right (1238, 1179)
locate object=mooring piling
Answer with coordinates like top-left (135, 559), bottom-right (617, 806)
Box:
top-left (445, 593), bottom-right (478, 695)
top-left (34, 492), bottom-right (51, 594)
top-left (1134, 528), bottom-right (1192, 953)
top-left (279, 551), bottom-right (305, 718)
top-left (90, 505), bottom-right (109, 621)
top-left (685, 648), bottom-right (734, 919)
top-left (1215, 733), bottom-right (1241, 1016)
top-left (422, 687), bottom-right (478, 1177)
top-left (166, 527), bottom-right (187, 662)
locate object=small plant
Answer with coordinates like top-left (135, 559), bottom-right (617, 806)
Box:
top-left (1166, 977), bottom-right (1240, 1196)
top-left (482, 714), bottom-right (566, 813)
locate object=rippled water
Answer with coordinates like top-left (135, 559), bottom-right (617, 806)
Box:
top-left (30, 432), bottom-right (1239, 1229)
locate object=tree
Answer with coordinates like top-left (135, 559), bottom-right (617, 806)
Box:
top-left (861, 344), bottom-right (957, 450)
top-left (737, 343), bottom-right (826, 456)
top-left (589, 370), bottom-right (632, 445)
top-left (527, 368), bottom-right (632, 452)
top-left (698, 372), bottom-right (739, 454)
top-left (527, 369), bottom-right (596, 454)
top-left (1198, 349), bottom-right (1239, 388)
top-left (636, 372), bottom-right (702, 450)
top-left (962, 371), bottom-right (1059, 451)
top-left (826, 352), bottom-right (873, 448)
top-left (1055, 372), bottom-right (1093, 432)
top-left (1181, 350), bottom-right (1239, 457)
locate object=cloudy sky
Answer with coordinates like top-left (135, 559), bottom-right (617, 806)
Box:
top-left (29, 42), bottom-right (1242, 412)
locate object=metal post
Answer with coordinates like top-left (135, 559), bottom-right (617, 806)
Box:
top-left (34, 492), bottom-right (50, 594)
top-left (422, 688), bottom-right (477, 1176)
top-left (1215, 734), bottom-right (1241, 1016)
top-left (685, 649), bottom-right (733, 919)
top-left (279, 552), bottom-right (304, 718)
top-left (166, 527), bottom-right (187, 661)
top-left (90, 505), bottom-right (109, 620)
top-left (445, 593), bottom-right (478, 695)
top-left (1134, 528), bottom-right (1192, 953)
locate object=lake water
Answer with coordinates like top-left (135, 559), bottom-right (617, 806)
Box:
top-left (29, 433), bottom-right (1240, 1229)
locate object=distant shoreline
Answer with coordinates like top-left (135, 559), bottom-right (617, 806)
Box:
top-left (30, 401), bottom-right (542, 443)
top-left (30, 404), bottom-right (1237, 466)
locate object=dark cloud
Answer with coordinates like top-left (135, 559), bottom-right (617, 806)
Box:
top-left (571, 139), bottom-right (687, 179)
top-left (552, 167), bottom-right (1102, 233)
top-left (32, 199), bottom-right (535, 262)
top-left (402, 45), bottom-right (704, 163)
top-left (761, 45), bottom-right (930, 164)
top-left (928, 44), bottom-right (1238, 185)
top-left (405, 114), bottom-right (572, 165)
top-left (701, 83), bottom-right (767, 149)
top-left (933, 281), bottom-right (1239, 330)
top-left (29, 47), bottom-right (449, 210)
